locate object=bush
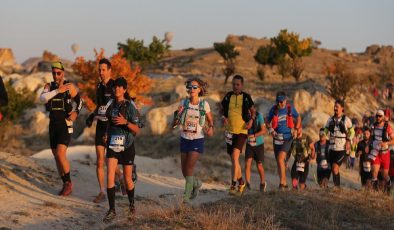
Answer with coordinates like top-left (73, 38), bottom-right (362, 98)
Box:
top-left (325, 61), bottom-right (357, 101)
top-left (213, 42), bottom-right (240, 84)
top-left (0, 80), bottom-right (35, 121)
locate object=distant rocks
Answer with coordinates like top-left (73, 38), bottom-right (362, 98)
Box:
top-left (0, 48), bottom-right (16, 66)
top-left (364, 45), bottom-right (394, 64)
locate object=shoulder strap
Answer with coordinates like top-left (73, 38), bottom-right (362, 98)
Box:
top-left (286, 103), bottom-right (292, 115)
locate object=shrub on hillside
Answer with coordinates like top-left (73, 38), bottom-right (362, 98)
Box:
top-left (72, 49), bottom-right (152, 111)
top-left (0, 80), bottom-right (35, 121)
top-left (213, 42), bottom-right (240, 84)
top-left (325, 61), bottom-right (357, 102)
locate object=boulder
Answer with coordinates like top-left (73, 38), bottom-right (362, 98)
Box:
top-left (0, 48), bottom-right (16, 66)
top-left (12, 72), bottom-right (52, 93)
top-left (23, 107), bottom-right (50, 135)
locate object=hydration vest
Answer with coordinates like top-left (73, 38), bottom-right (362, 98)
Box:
top-left (316, 141), bottom-right (329, 164)
top-left (328, 115), bottom-right (347, 134)
top-left (179, 98), bottom-right (206, 127)
top-left (271, 103), bottom-right (294, 129)
top-left (291, 136), bottom-right (309, 162)
top-left (45, 81), bottom-right (73, 115)
top-left (372, 121), bottom-right (390, 142)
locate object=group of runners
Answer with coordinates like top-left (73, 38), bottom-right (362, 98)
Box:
top-left (32, 61), bottom-right (394, 223)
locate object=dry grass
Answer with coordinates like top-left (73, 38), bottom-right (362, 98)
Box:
top-left (106, 187), bottom-right (393, 230)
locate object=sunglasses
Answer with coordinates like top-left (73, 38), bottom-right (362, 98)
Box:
top-left (186, 85), bottom-right (199, 90)
top-left (52, 71), bottom-right (63, 76)
top-left (376, 115), bottom-right (383, 118)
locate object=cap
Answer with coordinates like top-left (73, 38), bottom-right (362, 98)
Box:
top-left (114, 77), bottom-right (127, 89)
top-left (276, 95), bottom-right (286, 103)
top-left (376, 109), bottom-right (385, 116)
top-left (51, 61), bottom-right (64, 70)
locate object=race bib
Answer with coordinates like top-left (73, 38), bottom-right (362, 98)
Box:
top-left (96, 105), bottom-right (109, 121)
top-left (184, 120), bottom-right (198, 133)
top-left (274, 133), bottom-right (284, 145)
top-left (319, 159), bottom-right (328, 169)
top-left (363, 161), bottom-right (371, 172)
top-left (296, 162), bottom-right (305, 172)
top-left (109, 135), bottom-right (125, 153)
top-left (369, 149), bottom-right (378, 160)
top-left (248, 136), bottom-right (257, 146)
top-left (225, 131), bottom-right (233, 145)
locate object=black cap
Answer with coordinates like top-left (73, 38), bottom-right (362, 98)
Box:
top-left (114, 77), bottom-right (127, 89)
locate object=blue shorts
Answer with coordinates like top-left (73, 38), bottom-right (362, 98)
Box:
top-left (180, 137), bottom-right (204, 154)
top-left (273, 138), bottom-right (293, 159)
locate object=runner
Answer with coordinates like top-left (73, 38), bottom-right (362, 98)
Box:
top-left (324, 99), bottom-right (354, 188)
top-left (369, 109), bottom-right (394, 193)
top-left (290, 134), bottom-right (313, 190)
top-left (310, 128), bottom-right (331, 188)
top-left (173, 78), bottom-right (213, 203)
top-left (266, 91), bottom-right (302, 190)
top-left (244, 107), bottom-right (267, 192)
top-left (102, 77), bottom-right (141, 223)
top-left (357, 127), bottom-right (373, 188)
top-left (39, 61), bottom-right (83, 196)
top-left (85, 58), bottom-right (126, 203)
top-left (221, 75), bottom-right (254, 195)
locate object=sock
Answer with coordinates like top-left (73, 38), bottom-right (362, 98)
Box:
top-left (107, 187), bottom-right (116, 210)
top-left (64, 172), bottom-right (71, 183)
top-left (184, 176), bottom-right (194, 199)
top-left (126, 188), bottom-right (135, 206)
top-left (238, 177), bottom-right (244, 185)
top-left (333, 173), bottom-right (340, 186)
top-left (231, 181), bottom-right (237, 187)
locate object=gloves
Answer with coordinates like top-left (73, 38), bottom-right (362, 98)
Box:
top-left (86, 113), bottom-right (95, 127)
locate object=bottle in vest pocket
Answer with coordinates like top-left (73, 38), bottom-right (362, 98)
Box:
top-left (65, 119), bottom-right (73, 134)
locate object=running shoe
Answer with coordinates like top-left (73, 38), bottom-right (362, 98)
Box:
top-left (260, 183), bottom-right (267, 192)
top-left (61, 181), bottom-right (73, 196)
top-left (278, 184), bottom-right (288, 191)
top-left (103, 209), bottom-right (116, 223)
top-left (228, 185), bottom-right (237, 195)
top-left (235, 183), bottom-right (246, 196)
top-left (128, 203), bottom-right (136, 220)
top-left (93, 192), bottom-right (106, 203)
top-left (246, 182), bottom-right (251, 191)
top-left (190, 179), bottom-right (202, 200)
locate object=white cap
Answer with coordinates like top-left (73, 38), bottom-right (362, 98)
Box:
top-left (376, 109), bottom-right (385, 116)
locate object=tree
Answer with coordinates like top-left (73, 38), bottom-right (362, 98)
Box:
top-left (72, 49), bottom-right (152, 111)
top-left (325, 61), bottom-right (357, 102)
top-left (213, 42), bottom-right (240, 84)
top-left (117, 36), bottom-right (170, 68)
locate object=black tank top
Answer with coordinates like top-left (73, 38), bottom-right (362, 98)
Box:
top-left (46, 81), bottom-right (73, 123)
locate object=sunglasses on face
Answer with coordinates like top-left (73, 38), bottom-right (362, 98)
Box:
top-left (376, 115), bottom-right (383, 118)
top-left (186, 85), bottom-right (199, 90)
top-left (52, 71), bottom-right (62, 76)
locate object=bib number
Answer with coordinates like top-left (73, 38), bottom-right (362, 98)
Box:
top-left (363, 161), bottom-right (371, 172)
top-left (274, 133), bottom-right (284, 145)
top-left (296, 162), bottom-right (305, 172)
top-left (225, 131), bottom-right (233, 145)
top-left (96, 106), bottom-right (109, 121)
top-left (319, 159), bottom-right (328, 169)
top-left (109, 135), bottom-right (125, 153)
top-left (184, 120), bottom-right (198, 133)
top-left (248, 136), bottom-right (257, 146)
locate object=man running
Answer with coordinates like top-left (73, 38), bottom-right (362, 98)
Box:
top-left (221, 75), bottom-right (254, 195)
top-left (324, 99), bottom-right (354, 188)
top-left (369, 109), bottom-right (394, 193)
top-left (244, 107), bottom-right (267, 192)
top-left (266, 91), bottom-right (301, 190)
top-left (40, 61), bottom-right (83, 196)
top-left (290, 134), bottom-right (313, 190)
top-left (357, 127), bottom-right (373, 188)
top-left (310, 128), bottom-right (331, 188)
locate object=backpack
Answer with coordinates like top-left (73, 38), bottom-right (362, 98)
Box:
top-left (271, 103), bottom-right (294, 129)
top-left (328, 115), bottom-right (347, 134)
top-left (45, 81), bottom-right (72, 114)
top-left (372, 121), bottom-right (390, 142)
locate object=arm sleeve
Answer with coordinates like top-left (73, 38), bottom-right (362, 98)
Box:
top-left (40, 87), bottom-right (58, 104)
top-left (346, 117), bottom-right (355, 139)
top-left (73, 93), bottom-right (83, 113)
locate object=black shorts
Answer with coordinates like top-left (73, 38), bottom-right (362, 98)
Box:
top-left (328, 150), bottom-right (346, 166)
top-left (291, 161), bottom-right (309, 183)
top-left (317, 169), bottom-right (331, 185)
top-left (273, 138), bottom-right (293, 159)
top-left (226, 133), bottom-right (247, 155)
top-left (107, 142), bottom-right (135, 165)
top-left (49, 121), bottom-right (71, 149)
top-left (245, 144), bottom-right (264, 163)
top-left (95, 120), bottom-right (108, 147)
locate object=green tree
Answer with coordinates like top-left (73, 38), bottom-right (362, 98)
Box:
top-left (254, 45), bottom-right (281, 80)
top-left (213, 42), bottom-right (240, 84)
top-left (118, 36), bottom-right (170, 68)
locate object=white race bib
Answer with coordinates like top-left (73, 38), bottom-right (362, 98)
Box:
top-left (296, 162), bottom-right (305, 172)
top-left (225, 131), bottom-right (233, 145)
top-left (363, 161), bottom-right (371, 172)
top-left (319, 159), bottom-right (328, 169)
top-left (184, 120), bottom-right (198, 133)
top-left (369, 149), bottom-right (378, 160)
top-left (248, 136), bottom-right (257, 146)
top-left (274, 133), bottom-right (284, 145)
top-left (109, 135), bottom-right (125, 153)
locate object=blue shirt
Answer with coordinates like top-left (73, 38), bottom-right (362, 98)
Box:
top-left (248, 112), bottom-right (265, 145)
top-left (267, 103), bottom-right (299, 140)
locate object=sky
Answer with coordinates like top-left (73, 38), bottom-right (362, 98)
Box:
top-left (1, 0), bottom-right (393, 63)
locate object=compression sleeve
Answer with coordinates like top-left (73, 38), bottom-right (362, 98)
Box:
top-left (40, 88), bottom-right (58, 103)
top-left (347, 127), bottom-right (355, 140)
top-left (73, 93), bottom-right (83, 114)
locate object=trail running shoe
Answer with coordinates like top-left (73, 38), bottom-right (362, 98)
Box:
top-left (190, 179), bottom-right (202, 200)
top-left (235, 183), bottom-right (246, 196)
top-left (103, 209), bottom-right (116, 223)
top-left (128, 203), bottom-right (136, 220)
top-left (260, 183), bottom-right (267, 192)
top-left (228, 185), bottom-right (237, 195)
top-left (93, 192), bottom-right (106, 203)
top-left (278, 184), bottom-right (288, 191)
top-left (246, 182), bottom-right (251, 191)
top-left (61, 181), bottom-right (73, 196)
